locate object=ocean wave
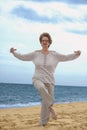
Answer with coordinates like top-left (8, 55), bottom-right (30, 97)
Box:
top-left (0, 102), bottom-right (41, 109)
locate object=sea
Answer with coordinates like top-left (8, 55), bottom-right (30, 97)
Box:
top-left (0, 83), bottom-right (87, 109)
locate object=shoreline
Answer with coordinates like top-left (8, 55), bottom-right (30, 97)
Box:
top-left (0, 100), bottom-right (87, 110)
top-left (0, 102), bottom-right (87, 130)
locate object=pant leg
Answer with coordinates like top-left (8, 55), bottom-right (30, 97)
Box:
top-left (33, 80), bottom-right (54, 125)
top-left (45, 83), bottom-right (54, 102)
top-left (40, 101), bottom-right (50, 125)
top-left (40, 83), bottom-right (55, 125)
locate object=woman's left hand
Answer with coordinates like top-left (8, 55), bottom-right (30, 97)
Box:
top-left (74, 50), bottom-right (81, 55)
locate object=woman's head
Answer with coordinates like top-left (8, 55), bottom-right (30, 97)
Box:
top-left (39, 32), bottom-right (52, 48)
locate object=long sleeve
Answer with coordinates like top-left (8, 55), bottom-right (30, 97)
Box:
top-left (12, 51), bottom-right (35, 61)
top-left (55, 52), bottom-right (80, 62)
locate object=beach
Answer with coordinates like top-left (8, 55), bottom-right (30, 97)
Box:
top-left (0, 102), bottom-right (87, 130)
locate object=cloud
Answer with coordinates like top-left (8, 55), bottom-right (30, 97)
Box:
top-left (30, 0), bottom-right (87, 4)
top-left (63, 20), bottom-right (87, 35)
top-left (60, 0), bottom-right (87, 5)
top-left (0, 8), bottom-right (1, 14)
top-left (23, 0), bottom-right (58, 3)
top-left (25, 0), bottom-right (57, 2)
top-left (1, 0), bottom-right (87, 36)
top-left (10, 3), bottom-right (87, 35)
top-left (67, 29), bottom-right (87, 35)
top-left (11, 6), bottom-right (58, 23)
top-left (11, 3), bottom-right (87, 27)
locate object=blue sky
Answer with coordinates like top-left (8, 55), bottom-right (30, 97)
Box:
top-left (0, 0), bottom-right (87, 86)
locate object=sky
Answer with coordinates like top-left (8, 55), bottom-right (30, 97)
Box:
top-left (0, 0), bottom-right (87, 86)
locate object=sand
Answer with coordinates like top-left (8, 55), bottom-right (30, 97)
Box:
top-left (0, 102), bottom-right (87, 130)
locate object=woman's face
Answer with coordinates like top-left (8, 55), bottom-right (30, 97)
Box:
top-left (41, 36), bottom-right (50, 49)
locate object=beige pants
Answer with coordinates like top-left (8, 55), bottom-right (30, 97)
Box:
top-left (33, 80), bottom-right (54, 125)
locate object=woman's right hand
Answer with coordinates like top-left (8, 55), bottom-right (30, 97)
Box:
top-left (10, 48), bottom-right (17, 53)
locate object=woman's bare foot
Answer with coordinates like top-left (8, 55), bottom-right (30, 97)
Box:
top-left (49, 107), bottom-right (57, 120)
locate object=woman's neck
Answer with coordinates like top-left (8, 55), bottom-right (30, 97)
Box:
top-left (41, 48), bottom-right (49, 54)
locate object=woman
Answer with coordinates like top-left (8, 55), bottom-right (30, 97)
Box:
top-left (10, 32), bottom-right (81, 126)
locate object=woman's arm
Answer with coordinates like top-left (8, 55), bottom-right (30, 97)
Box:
top-left (55, 50), bottom-right (81, 62)
top-left (10, 47), bottom-right (35, 61)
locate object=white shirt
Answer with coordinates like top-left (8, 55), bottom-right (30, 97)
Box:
top-left (13, 50), bottom-right (80, 85)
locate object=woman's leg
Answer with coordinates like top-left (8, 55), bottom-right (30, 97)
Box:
top-left (40, 101), bottom-right (50, 126)
top-left (33, 80), bottom-right (54, 126)
top-left (49, 106), bottom-right (57, 120)
top-left (45, 83), bottom-right (57, 120)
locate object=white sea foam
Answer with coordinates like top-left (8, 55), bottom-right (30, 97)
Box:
top-left (0, 102), bottom-right (41, 109)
